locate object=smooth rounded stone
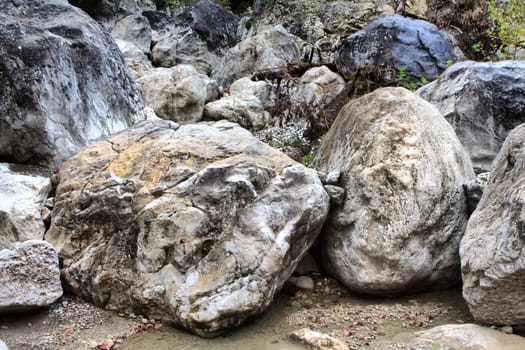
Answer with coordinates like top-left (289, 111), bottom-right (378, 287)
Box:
top-left (417, 60), bottom-right (525, 172)
top-left (290, 328), bottom-right (349, 350)
top-left (212, 25), bottom-right (301, 88)
top-left (412, 324), bottom-right (525, 350)
top-left (115, 39), bottom-right (152, 79)
top-left (0, 240), bottom-right (63, 313)
top-left (45, 120), bottom-right (329, 336)
top-left (314, 87), bottom-right (475, 296)
top-left (229, 77), bottom-right (277, 109)
top-left (0, 163), bottom-right (51, 249)
top-left (287, 66), bottom-right (346, 125)
top-left (136, 65), bottom-right (219, 123)
top-left (335, 14), bottom-right (460, 84)
top-left (203, 95), bottom-right (268, 131)
top-left (111, 15), bottom-right (152, 54)
top-left (461, 123), bottom-right (525, 325)
top-left (0, 0), bottom-right (145, 168)
top-left (288, 276), bottom-right (315, 290)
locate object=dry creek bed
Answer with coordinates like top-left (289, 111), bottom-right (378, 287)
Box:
top-left (0, 274), bottom-right (498, 350)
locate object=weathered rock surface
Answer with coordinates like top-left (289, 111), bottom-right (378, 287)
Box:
top-left (417, 60), bottom-right (525, 172)
top-left (46, 120), bottom-right (329, 336)
top-left (412, 324), bottom-right (525, 350)
top-left (203, 95), bottom-right (267, 131)
top-left (314, 87), bottom-right (475, 295)
top-left (0, 0), bottom-right (145, 168)
top-left (115, 39), bottom-right (152, 79)
top-left (335, 14), bottom-right (460, 84)
top-left (68, 0), bottom-right (155, 22)
top-left (111, 15), bottom-right (152, 53)
top-left (136, 65), bottom-right (219, 123)
top-left (151, 0), bottom-right (237, 75)
top-left (253, 0), bottom-right (393, 59)
top-left (463, 172), bottom-right (490, 214)
top-left (461, 123), bottom-right (525, 325)
top-left (229, 77), bottom-right (276, 109)
top-left (0, 163), bottom-right (52, 250)
top-left (287, 66), bottom-right (345, 125)
top-left (0, 240), bottom-right (63, 313)
top-left (212, 25), bottom-right (301, 88)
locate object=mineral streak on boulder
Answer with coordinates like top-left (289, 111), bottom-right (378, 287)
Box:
top-left (0, 0), bottom-right (145, 168)
top-left (314, 87), bottom-right (475, 296)
top-left (46, 120), bottom-right (329, 336)
top-left (461, 123), bottom-right (525, 325)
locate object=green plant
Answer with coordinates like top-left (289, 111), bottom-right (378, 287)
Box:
top-left (302, 153), bottom-right (313, 167)
top-left (396, 68), bottom-right (430, 92)
top-left (482, 0), bottom-right (525, 59)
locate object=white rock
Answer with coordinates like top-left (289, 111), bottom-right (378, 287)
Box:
top-left (0, 240), bottom-right (63, 313)
top-left (204, 95), bottom-right (268, 131)
top-left (314, 87), bottom-right (475, 295)
top-left (0, 164), bottom-right (51, 249)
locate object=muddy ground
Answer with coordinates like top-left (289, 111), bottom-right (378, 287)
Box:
top-left (0, 274), bottom-right (476, 350)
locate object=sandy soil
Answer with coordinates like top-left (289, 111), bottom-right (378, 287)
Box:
top-left (0, 274), bottom-right (474, 350)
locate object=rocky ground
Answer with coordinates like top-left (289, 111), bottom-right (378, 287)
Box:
top-left (0, 274), bottom-right (483, 350)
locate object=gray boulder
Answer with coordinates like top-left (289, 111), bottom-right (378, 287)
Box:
top-left (115, 39), bottom-right (153, 79)
top-left (136, 65), bottom-right (219, 123)
top-left (461, 123), bottom-right (525, 325)
top-left (230, 77), bottom-right (277, 110)
top-left (204, 95), bottom-right (268, 131)
top-left (0, 0), bottom-right (145, 169)
top-left (151, 0), bottom-right (238, 75)
top-left (212, 25), bottom-right (301, 88)
top-left (314, 87), bottom-right (475, 295)
top-left (335, 14), bottom-right (460, 84)
top-left (45, 120), bottom-right (329, 336)
top-left (0, 163), bottom-right (52, 250)
top-left (0, 240), bottom-right (63, 313)
top-left (412, 324), bottom-right (525, 350)
top-left (417, 60), bottom-right (525, 172)
top-left (111, 15), bottom-right (152, 54)
top-left (286, 66), bottom-right (345, 126)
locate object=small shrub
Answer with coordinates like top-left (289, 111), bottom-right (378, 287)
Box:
top-left (487, 0), bottom-right (525, 59)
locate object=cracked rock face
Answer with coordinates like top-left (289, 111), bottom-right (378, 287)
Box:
top-left (46, 120), bottom-right (329, 336)
top-left (0, 163), bottom-right (51, 249)
top-left (418, 60), bottom-right (525, 173)
top-left (461, 123), bottom-right (525, 325)
top-left (0, 240), bottom-right (63, 313)
top-left (0, 0), bottom-right (145, 168)
top-left (335, 14), bottom-right (460, 84)
top-left (314, 87), bottom-right (475, 296)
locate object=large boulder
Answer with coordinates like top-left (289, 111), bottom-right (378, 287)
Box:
top-left (411, 324), bottom-right (525, 350)
top-left (335, 14), bottom-right (461, 84)
top-left (461, 123), bottom-right (525, 325)
top-left (45, 120), bottom-right (329, 336)
top-left (212, 25), bottom-right (301, 88)
top-left (203, 95), bottom-right (268, 131)
top-left (151, 0), bottom-right (238, 75)
top-left (135, 65), bottom-right (219, 123)
top-left (111, 15), bottom-right (152, 54)
top-left (0, 240), bottom-right (63, 313)
top-left (417, 60), bottom-right (525, 173)
top-left (0, 163), bottom-right (52, 250)
top-left (314, 87), bottom-right (475, 295)
top-left (0, 0), bottom-right (145, 169)
top-left (285, 66), bottom-right (345, 127)
top-left (115, 39), bottom-right (153, 79)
